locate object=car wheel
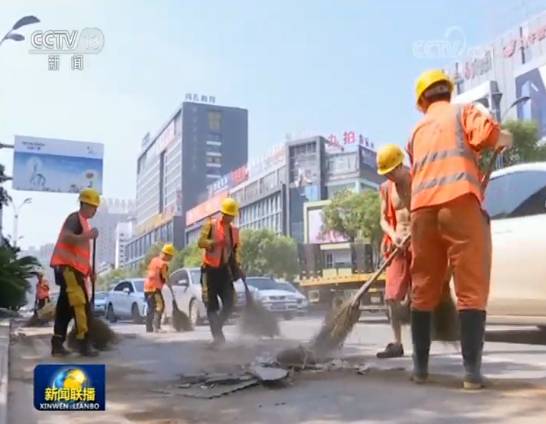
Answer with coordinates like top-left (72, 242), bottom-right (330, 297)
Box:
top-left (131, 303), bottom-right (143, 324)
top-left (106, 304), bottom-right (117, 323)
top-left (189, 300), bottom-right (200, 326)
top-left (283, 312), bottom-right (294, 321)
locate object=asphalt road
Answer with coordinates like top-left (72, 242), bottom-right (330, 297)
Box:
top-left (7, 313), bottom-right (546, 424)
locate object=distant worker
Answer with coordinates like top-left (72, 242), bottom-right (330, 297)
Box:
top-left (376, 144), bottom-right (412, 359)
top-left (407, 69), bottom-right (513, 389)
top-left (34, 272), bottom-right (51, 312)
top-left (144, 243), bottom-right (175, 333)
top-left (198, 197), bottom-right (242, 347)
top-left (50, 188), bottom-right (101, 357)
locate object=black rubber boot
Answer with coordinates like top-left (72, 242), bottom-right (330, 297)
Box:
top-left (411, 310), bottom-right (431, 383)
top-left (79, 336), bottom-right (99, 357)
top-left (459, 309), bottom-right (486, 390)
top-left (51, 335), bottom-right (71, 357)
top-left (153, 313), bottom-right (162, 332)
top-left (207, 311), bottom-right (225, 348)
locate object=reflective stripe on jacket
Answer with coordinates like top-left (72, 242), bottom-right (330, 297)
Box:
top-left (50, 213), bottom-right (91, 276)
top-left (407, 101), bottom-right (499, 211)
top-left (201, 219), bottom-right (240, 268)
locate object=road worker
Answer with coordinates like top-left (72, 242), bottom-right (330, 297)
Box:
top-left (376, 144), bottom-right (412, 359)
top-left (407, 69), bottom-right (513, 389)
top-left (34, 271), bottom-right (51, 313)
top-left (50, 188), bottom-right (101, 357)
top-left (198, 197), bottom-right (242, 347)
top-left (144, 243), bottom-right (174, 333)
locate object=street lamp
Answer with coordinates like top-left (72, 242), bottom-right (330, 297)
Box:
top-left (12, 197), bottom-right (32, 248)
top-left (0, 15), bottom-right (40, 47)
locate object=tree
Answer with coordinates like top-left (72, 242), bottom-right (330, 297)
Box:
top-left (0, 164), bottom-right (11, 208)
top-left (96, 267), bottom-right (138, 291)
top-left (138, 242), bottom-right (163, 275)
top-left (0, 240), bottom-right (40, 309)
top-left (181, 244), bottom-right (201, 267)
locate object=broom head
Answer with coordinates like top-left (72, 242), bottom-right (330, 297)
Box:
top-left (171, 300), bottom-right (193, 332)
top-left (67, 317), bottom-right (118, 351)
top-left (239, 296), bottom-right (280, 338)
top-left (36, 302), bottom-right (56, 321)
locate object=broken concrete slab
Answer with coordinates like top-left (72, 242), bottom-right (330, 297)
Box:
top-left (249, 365), bottom-right (289, 383)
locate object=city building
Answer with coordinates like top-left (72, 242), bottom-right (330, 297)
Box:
top-left (91, 198), bottom-right (135, 271)
top-left (447, 10), bottom-right (546, 139)
top-left (125, 96), bottom-right (248, 269)
top-left (185, 132), bottom-right (383, 245)
top-left (115, 220), bottom-right (134, 269)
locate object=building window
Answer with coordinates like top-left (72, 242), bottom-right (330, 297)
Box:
top-left (208, 111), bottom-right (222, 132)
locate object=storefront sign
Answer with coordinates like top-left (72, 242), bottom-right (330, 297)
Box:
top-left (326, 132), bottom-right (374, 151)
top-left (503, 24), bottom-right (546, 58)
top-left (186, 191), bottom-right (227, 226)
top-left (464, 51), bottom-right (492, 80)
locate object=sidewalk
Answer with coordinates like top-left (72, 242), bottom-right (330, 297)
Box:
top-left (0, 320), bottom-right (10, 424)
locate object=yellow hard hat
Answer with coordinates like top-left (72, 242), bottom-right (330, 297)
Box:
top-left (161, 243), bottom-right (175, 256)
top-left (377, 144), bottom-right (405, 175)
top-left (79, 188), bottom-right (100, 207)
top-left (220, 197), bottom-right (239, 216)
top-left (415, 69), bottom-right (453, 104)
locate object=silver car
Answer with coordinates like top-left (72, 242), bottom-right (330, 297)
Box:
top-left (245, 277), bottom-right (299, 320)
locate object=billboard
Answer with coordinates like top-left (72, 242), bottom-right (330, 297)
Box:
top-left (307, 207), bottom-right (348, 244)
top-left (13, 135), bottom-right (103, 193)
top-left (186, 191), bottom-right (227, 226)
top-left (516, 64), bottom-right (546, 139)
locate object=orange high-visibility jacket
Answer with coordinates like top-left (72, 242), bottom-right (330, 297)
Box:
top-left (406, 101), bottom-right (499, 211)
top-left (380, 181), bottom-right (397, 257)
top-left (36, 278), bottom-right (50, 300)
top-left (200, 219), bottom-right (240, 268)
top-left (144, 256), bottom-right (169, 292)
top-left (50, 213), bottom-right (92, 276)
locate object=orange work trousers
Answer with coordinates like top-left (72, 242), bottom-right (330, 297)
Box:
top-left (410, 194), bottom-right (492, 311)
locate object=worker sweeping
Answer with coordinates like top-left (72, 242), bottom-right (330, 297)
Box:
top-left (144, 243), bottom-right (174, 333)
top-left (198, 197), bottom-right (241, 347)
top-left (407, 69), bottom-right (513, 389)
top-left (376, 144), bottom-right (412, 359)
top-left (50, 188), bottom-right (101, 357)
top-left (34, 272), bottom-right (51, 314)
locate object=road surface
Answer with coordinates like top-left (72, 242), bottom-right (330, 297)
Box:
top-left (7, 314), bottom-right (546, 423)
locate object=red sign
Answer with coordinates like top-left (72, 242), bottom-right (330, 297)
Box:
top-left (503, 24), bottom-right (546, 58)
top-left (186, 191), bottom-right (227, 226)
top-left (327, 131), bottom-right (373, 150)
top-left (464, 51), bottom-right (492, 80)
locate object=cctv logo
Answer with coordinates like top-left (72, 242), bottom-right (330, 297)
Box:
top-left (30, 28), bottom-right (104, 54)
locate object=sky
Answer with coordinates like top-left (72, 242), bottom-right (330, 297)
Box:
top-left (1, 0), bottom-right (546, 249)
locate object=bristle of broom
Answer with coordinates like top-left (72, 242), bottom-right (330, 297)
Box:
top-left (432, 295), bottom-right (460, 342)
top-left (172, 303), bottom-right (193, 332)
top-left (67, 318), bottom-right (118, 351)
top-left (239, 299), bottom-right (280, 338)
top-left (310, 299), bottom-right (361, 357)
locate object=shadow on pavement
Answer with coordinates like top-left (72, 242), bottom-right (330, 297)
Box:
top-left (486, 328), bottom-right (546, 345)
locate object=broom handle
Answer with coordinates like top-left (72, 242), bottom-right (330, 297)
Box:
top-left (350, 233), bottom-right (411, 307)
top-left (91, 237), bottom-right (96, 307)
top-left (481, 149), bottom-right (499, 193)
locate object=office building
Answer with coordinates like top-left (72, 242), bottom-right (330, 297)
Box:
top-left (126, 96), bottom-right (248, 269)
top-left (115, 220), bottom-right (134, 269)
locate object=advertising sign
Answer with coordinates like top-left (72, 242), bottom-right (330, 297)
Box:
top-left (186, 191), bottom-right (227, 226)
top-left (326, 131), bottom-right (375, 153)
top-left (307, 208), bottom-right (349, 244)
top-left (515, 65), bottom-right (546, 138)
top-left (13, 135), bottom-right (103, 193)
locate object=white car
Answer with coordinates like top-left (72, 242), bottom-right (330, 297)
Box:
top-left (93, 291), bottom-right (108, 317)
top-left (162, 267), bottom-right (256, 327)
top-left (105, 279), bottom-right (147, 324)
top-left (276, 280), bottom-right (309, 315)
top-left (484, 162), bottom-right (546, 330)
top-left (245, 277), bottom-right (299, 320)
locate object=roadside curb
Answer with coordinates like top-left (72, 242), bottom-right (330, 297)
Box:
top-left (0, 319), bottom-right (11, 424)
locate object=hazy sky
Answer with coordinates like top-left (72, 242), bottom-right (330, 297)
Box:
top-left (1, 0), bottom-right (544, 249)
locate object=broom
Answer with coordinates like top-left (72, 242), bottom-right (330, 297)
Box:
top-left (238, 273), bottom-right (280, 338)
top-left (68, 238), bottom-right (117, 351)
top-left (309, 234), bottom-right (411, 357)
top-left (166, 283), bottom-right (193, 331)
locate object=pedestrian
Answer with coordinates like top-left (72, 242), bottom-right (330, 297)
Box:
top-left (407, 69), bottom-right (513, 389)
top-left (50, 188), bottom-right (101, 357)
top-left (144, 243), bottom-right (175, 333)
top-left (375, 144), bottom-right (412, 359)
top-left (198, 197), bottom-right (241, 347)
top-left (34, 272), bottom-right (51, 313)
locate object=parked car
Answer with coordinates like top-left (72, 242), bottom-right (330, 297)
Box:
top-left (276, 280), bottom-right (309, 315)
top-left (245, 277), bottom-right (299, 320)
top-left (93, 291), bottom-right (107, 317)
top-left (105, 279), bottom-right (147, 324)
top-left (483, 162), bottom-right (546, 331)
top-left (162, 267), bottom-right (257, 327)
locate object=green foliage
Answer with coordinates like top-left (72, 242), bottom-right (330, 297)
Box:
top-left (0, 241), bottom-right (40, 309)
top-left (96, 267), bottom-right (138, 291)
top-left (323, 189), bottom-right (381, 245)
top-left (239, 229), bottom-right (299, 281)
top-left (0, 164), bottom-right (12, 207)
top-left (138, 242), bottom-right (163, 276)
top-left (181, 244), bottom-right (202, 267)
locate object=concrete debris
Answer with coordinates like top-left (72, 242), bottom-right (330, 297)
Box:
top-left (249, 365), bottom-right (289, 383)
top-left (276, 345), bottom-right (317, 369)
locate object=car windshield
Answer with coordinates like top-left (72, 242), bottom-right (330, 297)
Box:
top-left (133, 280), bottom-right (145, 292)
top-left (277, 282), bottom-right (297, 293)
top-left (246, 278), bottom-right (279, 291)
top-left (190, 270), bottom-right (201, 285)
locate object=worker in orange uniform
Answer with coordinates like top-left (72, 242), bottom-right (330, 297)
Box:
top-left (34, 272), bottom-right (51, 313)
top-left (50, 188), bottom-right (101, 357)
top-left (407, 69), bottom-right (513, 389)
top-left (198, 197), bottom-right (242, 347)
top-left (144, 243), bottom-right (175, 333)
top-left (376, 144), bottom-right (412, 359)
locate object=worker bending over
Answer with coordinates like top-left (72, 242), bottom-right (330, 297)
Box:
top-left (50, 188), bottom-right (101, 357)
top-left (407, 69), bottom-right (512, 389)
top-left (198, 197), bottom-right (242, 347)
top-left (144, 243), bottom-right (174, 333)
top-left (376, 144), bottom-right (412, 359)
top-left (35, 272), bottom-right (51, 313)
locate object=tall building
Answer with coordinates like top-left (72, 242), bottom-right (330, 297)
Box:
top-left (115, 220), bottom-right (134, 269)
top-left (126, 97), bottom-right (248, 269)
top-left (91, 199), bottom-right (135, 270)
